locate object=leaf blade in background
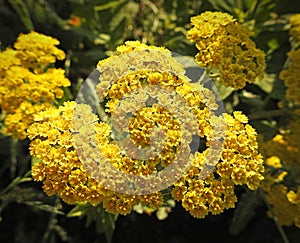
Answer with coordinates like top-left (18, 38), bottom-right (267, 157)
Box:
top-left (23, 201), bottom-right (64, 215)
top-left (94, 0), bottom-right (127, 11)
top-left (109, 1), bottom-right (139, 32)
top-left (67, 203), bottom-right (118, 243)
top-left (8, 0), bottom-right (34, 30)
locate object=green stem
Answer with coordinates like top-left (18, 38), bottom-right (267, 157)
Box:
top-left (10, 138), bottom-right (18, 179)
top-left (259, 190), bottom-right (290, 243)
top-left (64, 49), bottom-right (72, 78)
top-left (248, 108), bottom-right (292, 120)
top-left (42, 197), bottom-right (63, 242)
top-left (237, 0), bottom-right (243, 10)
top-left (8, 0), bottom-right (34, 30)
top-left (261, 92), bottom-right (272, 108)
top-left (273, 219), bottom-right (291, 243)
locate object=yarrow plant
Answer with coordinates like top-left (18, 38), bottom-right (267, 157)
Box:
top-left (0, 31), bottom-right (70, 139)
top-left (2, 4), bottom-right (300, 242)
top-left (28, 40), bottom-right (265, 219)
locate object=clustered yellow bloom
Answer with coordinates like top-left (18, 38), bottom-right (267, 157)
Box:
top-left (28, 101), bottom-right (164, 215)
top-left (13, 31), bottom-right (66, 69)
top-left (28, 41), bottom-right (202, 214)
top-left (259, 168), bottom-right (300, 228)
top-left (265, 184), bottom-right (299, 227)
top-left (259, 119), bottom-right (300, 228)
top-left (0, 31), bottom-right (70, 139)
top-left (186, 11), bottom-right (265, 89)
top-left (29, 41), bottom-right (264, 218)
top-left (279, 49), bottom-right (300, 105)
top-left (290, 14), bottom-right (300, 42)
top-left (80, 41), bottom-right (222, 195)
top-left (287, 186), bottom-right (300, 228)
top-left (260, 119), bottom-right (300, 168)
top-left (172, 111), bottom-right (264, 218)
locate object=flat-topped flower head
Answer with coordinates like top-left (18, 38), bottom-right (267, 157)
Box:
top-left (14, 31), bottom-right (66, 69)
top-left (78, 41), bottom-right (225, 195)
top-left (187, 11), bottom-right (265, 90)
top-left (187, 11), bottom-right (236, 40)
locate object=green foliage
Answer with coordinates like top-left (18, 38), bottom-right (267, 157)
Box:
top-left (0, 171), bottom-right (63, 221)
top-left (7, 0), bottom-right (34, 30)
top-left (67, 203), bottom-right (118, 243)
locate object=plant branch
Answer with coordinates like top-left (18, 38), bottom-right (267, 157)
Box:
top-left (248, 108), bottom-right (294, 120)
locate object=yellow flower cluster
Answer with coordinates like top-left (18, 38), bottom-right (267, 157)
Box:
top-left (28, 101), bottom-right (164, 215)
top-left (28, 41), bottom-right (205, 213)
top-left (186, 11), bottom-right (265, 89)
top-left (265, 184), bottom-right (299, 227)
top-left (287, 186), bottom-right (300, 228)
top-left (260, 119), bottom-right (300, 168)
top-left (29, 41), bottom-right (264, 218)
top-left (259, 166), bottom-right (300, 228)
top-left (13, 31), bottom-right (66, 69)
top-left (259, 119), bottom-right (300, 228)
top-left (0, 31), bottom-right (70, 139)
top-left (172, 112), bottom-right (264, 218)
top-left (290, 14), bottom-right (300, 42)
top-left (85, 41), bottom-right (223, 195)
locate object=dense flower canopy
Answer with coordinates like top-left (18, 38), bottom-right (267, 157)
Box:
top-left (186, 11), bottom-right (266, 90)
top-left (28, 41), bottom-right (264, 218)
